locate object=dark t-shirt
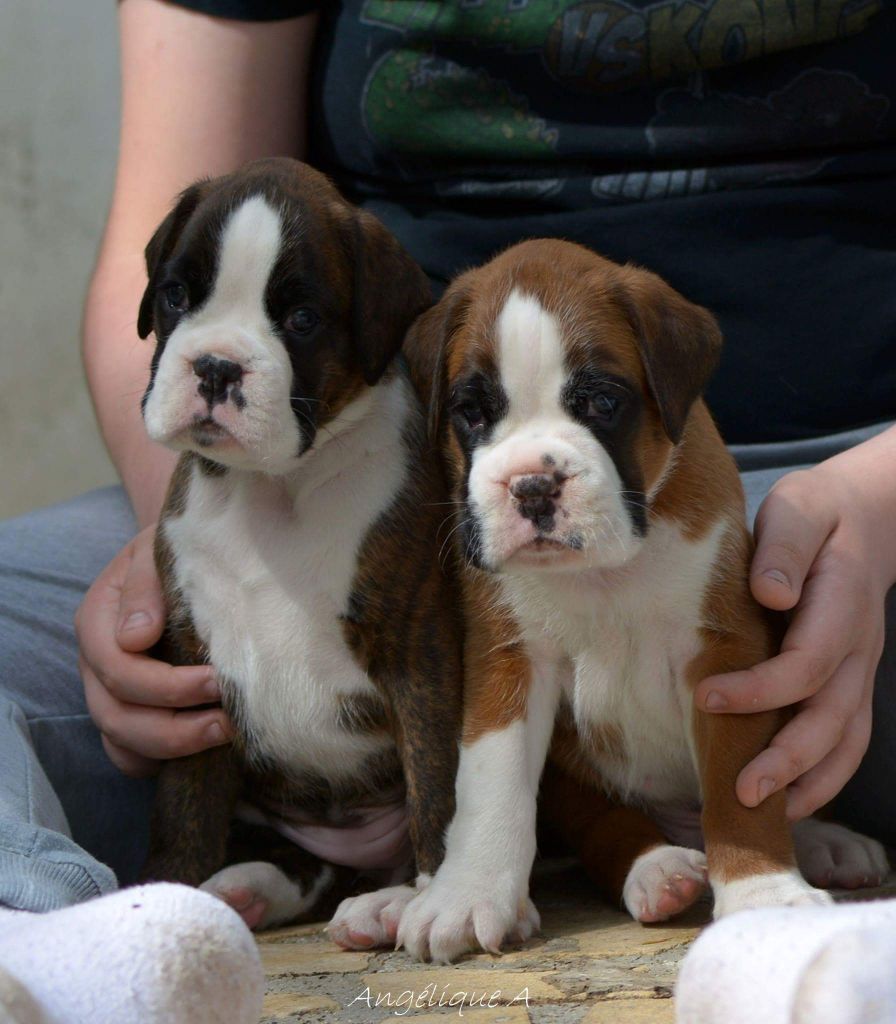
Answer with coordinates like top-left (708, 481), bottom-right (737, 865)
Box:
top-left (170, 0), bottom-right (896, 443)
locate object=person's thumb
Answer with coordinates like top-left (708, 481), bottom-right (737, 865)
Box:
top-left (750, 479), bottom-right (834, 612)
top-left (116, 526), bottom-right (166, 652)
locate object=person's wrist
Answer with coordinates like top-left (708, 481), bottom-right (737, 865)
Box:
top-left (809, 448), bottom-right (896, 590)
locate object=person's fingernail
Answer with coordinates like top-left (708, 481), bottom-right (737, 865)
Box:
top-left (203, 678), bottom-right (221, 700)
top-left (762, 568), bottom-right (790, 589)
top-left (206, 721), bottom-right (226, 744)
top-left (704, 691), bottom-right (727, 711)
top-left (120, 611), bottom-right (151, 632)
top-left (757, 777), bottom-right (777, 802)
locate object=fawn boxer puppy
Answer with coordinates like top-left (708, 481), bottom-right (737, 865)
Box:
top-left (395, 239), bottom-right (889, 962)
top-left (137, 158), bottom-right (462, 936)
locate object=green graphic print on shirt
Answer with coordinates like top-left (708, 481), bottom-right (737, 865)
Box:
top-left (364, 48), bottom-right (559, 159)
top-left (359, 0), bottom-right (884, 164)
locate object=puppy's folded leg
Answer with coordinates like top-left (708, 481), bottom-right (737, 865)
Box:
top-left (690, 636), bottom-right (831, 917)
top-left (201, 861), bottom-right (337, 932)
top-left (205, 820), bottom-right (347, 931)
top-left (539, 762), bottom-right (708, 922)
top-left (792, 818), bottom-right (890, 890)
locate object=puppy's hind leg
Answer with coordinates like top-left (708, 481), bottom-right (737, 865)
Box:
top-left (540, 761), bottom-right (708, 923)
top-left (793, 818), bottom-right (890, 890)
top-left (203, 820), bottom-right (348, 931)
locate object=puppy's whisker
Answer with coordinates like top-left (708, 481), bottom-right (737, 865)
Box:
top-left (437, 515), bottom-right (469, 568)
top-left (437, 507), bottom-right (468, 545)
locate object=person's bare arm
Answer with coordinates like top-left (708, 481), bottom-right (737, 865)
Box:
top-left (78, 0), bottom-right (319, 776)
top-left (85, 0), bottom-right (318, 527)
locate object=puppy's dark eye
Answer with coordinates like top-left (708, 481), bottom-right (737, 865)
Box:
top-left (164, 283), bottom-right (189, 312)
top-left (449, 375), bottom-right (504, 440)
top-left (584, 392), bottom-right (620, 423)
top-left (455, 400), bottom-right (486, 432)
top-left (570, 385), bottom-right (625, 427)
top-left (285, 308), bottom-right (319, 336)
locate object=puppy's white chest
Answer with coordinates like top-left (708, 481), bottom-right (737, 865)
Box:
top-left (568, 606), bottom-right (698, 803)
top-left (164, 397), bottom-right (409, 779)
top-left (511, 521), bottom-right (725, 804)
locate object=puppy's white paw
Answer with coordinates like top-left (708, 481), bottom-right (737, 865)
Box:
top-left (793, 819), bottom-right (890, 890)
top-left (201, 860), bottom-right (333, 931)
top-left (712, 869), bottom-right (833, 919)
top-left (396, 874), bottom-right (539, 963)
top-left (327, 884), bottom-right (418, 950)
top-left (623, 845), bottom-right (708, 923)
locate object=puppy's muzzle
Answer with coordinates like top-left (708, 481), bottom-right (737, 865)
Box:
top-left (508, 471), bottom-right (567, 533)
top-left (193, 354), bottom-right (244, 408)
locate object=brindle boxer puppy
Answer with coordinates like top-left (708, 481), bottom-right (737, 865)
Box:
top-left (137, 158), bottom-right (462, 938)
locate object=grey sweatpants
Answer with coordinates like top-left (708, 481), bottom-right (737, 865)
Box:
top-left (0, 423), bottom-right (893, 911)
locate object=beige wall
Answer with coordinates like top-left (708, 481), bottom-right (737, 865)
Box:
top-left (0, 2), bottom-right (121, 520)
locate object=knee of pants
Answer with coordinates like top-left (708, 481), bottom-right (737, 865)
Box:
top-left (0, 486), bottom-right (135, 719)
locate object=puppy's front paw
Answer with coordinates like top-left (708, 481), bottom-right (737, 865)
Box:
top-left (623, 845), bottom-right (708, 923)
top-left (327, 884), bottom-right (418, 950)
top-left (712, 869), bottom-right (833, 919)
top-left (793, 819), bottom-right (890, 890)
top-left (201, 860), bottom-right (334, 930)
top-left (396, 876), bottom-right (539, 963)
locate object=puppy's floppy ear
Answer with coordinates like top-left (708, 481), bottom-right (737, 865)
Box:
top-left (618, 268), bottom-right (722, 444)
top-left (350, 208), bottom-right (433, 385)
top-left (403, 280), bottom-right (472, 443)
top-left (137, 183), bottom-right (204, 340)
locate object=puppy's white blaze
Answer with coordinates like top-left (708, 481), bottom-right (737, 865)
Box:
top-left (178, 194), bottom-right (284, 360)
top-left (205, 196), bottom-right (283, 320)
top-left (496, 289), bottom-right (567, 426)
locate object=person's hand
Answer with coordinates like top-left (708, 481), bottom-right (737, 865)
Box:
top-left (694, 462), bottom-right (893, 821)
top-left (75, 524), bottom-right (234, 777)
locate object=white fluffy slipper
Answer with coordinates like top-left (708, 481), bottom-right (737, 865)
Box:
top-left (676, 897), bottom-right (896, 1024)
top-left (0, 883), bottom-right (263, 1024)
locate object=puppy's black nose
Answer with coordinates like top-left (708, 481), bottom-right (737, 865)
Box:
top-left (509, 472), bottom-right (564, 502)
top-left (508, 472), bottom-right (567, 531)
top-left (192, 355), bottom-right (243, 407)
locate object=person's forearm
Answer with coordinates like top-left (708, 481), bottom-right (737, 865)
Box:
top-left (83, 253), bottom-right (177, 528)
top-left (82, 0), bottom-right (317, 526)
